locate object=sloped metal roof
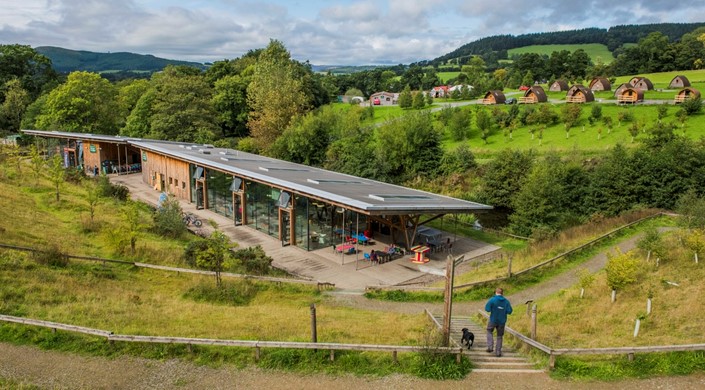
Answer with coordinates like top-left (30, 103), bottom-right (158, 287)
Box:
top-left (23, 129), bottom-right (492, 215)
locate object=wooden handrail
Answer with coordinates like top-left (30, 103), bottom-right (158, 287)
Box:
top-left (0, 243), bottom-right (331, 287)
top-left (477, 311), bottom-right (552, 354)
top-left (0, 314), bottom-right (462, 359)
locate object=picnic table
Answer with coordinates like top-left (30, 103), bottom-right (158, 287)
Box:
top-left (409, 245), bottom-right (430, 264)
top-left (335, 244), bottom-right (355, 253)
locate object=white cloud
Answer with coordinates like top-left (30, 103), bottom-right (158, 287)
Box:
top-left (0, 0), bottom-right (704, 65)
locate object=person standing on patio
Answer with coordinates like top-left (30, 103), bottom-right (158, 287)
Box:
top-left (485, 287), bottom-right (513, 357)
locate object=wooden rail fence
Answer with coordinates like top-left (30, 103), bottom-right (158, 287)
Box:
top-left (477, 310), bottom-right (705, 369)
top-left (368, 212), bottom-right (662, 292)
top-left (0, 314), bottom-right (463, 363)
top-left (0, 243), bottom-right (334, 290)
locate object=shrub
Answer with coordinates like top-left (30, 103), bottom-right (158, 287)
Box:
top-left (183, 280), bottom-right (259, 306)
top-left (153, 196), bottom-right (186, 238)
top-left (234, 245), bottom-right (273, 275)
top-left (680, 96), bottom-right (702, 115)
top-left (95, 175), bottom-right (129, 201)
top-left (64, 167), bottom-right (86, 184)
top-left (184, 239), bottom-right (210, 267)
top-left (32, 244), bottom-right (69, 267)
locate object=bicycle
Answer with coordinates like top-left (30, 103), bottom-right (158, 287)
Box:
top-left (182, 212), bottom-right (203, 227)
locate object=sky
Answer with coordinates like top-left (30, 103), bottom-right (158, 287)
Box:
top-left (1, 0), bottom-right (705, 65)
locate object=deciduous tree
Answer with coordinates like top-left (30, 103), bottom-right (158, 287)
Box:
top-left (247, 40), bottom-right (309, 151)
top-left (37, 71), bottom-right (119, 134)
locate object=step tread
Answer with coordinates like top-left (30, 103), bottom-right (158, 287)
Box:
top-left (471, 368), bottom-right (546, 374)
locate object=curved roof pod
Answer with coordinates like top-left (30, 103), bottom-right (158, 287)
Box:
top-left (614, 83), bottom-right (631, 98)
top-left (629, 76), bottom-right (643, 86)
top-left (482, 90), bottom-right (506, 104)
top-left (523, 86), bottom-right (548, 102)
top-left (589, 77), bottom-right (611, 91)
top-left (617, 87), bottom-right (644, 103)
top-left (675, 87), bottom-right (701, 104)
top-left (669, 75), bottom-right (691, 89)
top-left (633, 77), bottom-right (654, 91)
top-left (565, 84), bottom-right (595, 103)
top-left (549, 80), bottom-right (569, 91)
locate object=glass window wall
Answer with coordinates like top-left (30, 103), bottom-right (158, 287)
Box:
top-left (206, 170), bottom-right (233, 218)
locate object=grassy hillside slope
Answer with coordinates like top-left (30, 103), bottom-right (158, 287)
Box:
top-left (508, 43), bottom-right (614, 64)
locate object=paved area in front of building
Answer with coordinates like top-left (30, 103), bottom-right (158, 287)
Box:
top-left (112, 173), bottom-right (500, 290)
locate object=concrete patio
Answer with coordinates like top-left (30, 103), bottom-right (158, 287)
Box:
top-left (112, 173), bottom-right (500, 290)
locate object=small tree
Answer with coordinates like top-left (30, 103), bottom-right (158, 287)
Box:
top-left (426, 92), bottom-right (434, 106)
top-left (602, 115), bottom-right (613, 133)
top-left (605, 249), bottom-right (641, 301)
top-left (47, 154), bottom-right (65, 202)
top-left (85, 182), bottom-right (100, 224)
top-left (590, 104), bottom-right (602, 123)
top-left (677, 108), bottom-right (688, 128)
top-left (676, 190), bottom-right (705, 230)
top-left (577, 268), bottom-right (595, 298)
top-left (29, 144), bottom-right (44, 184)
top-left (657, 103), bottom-right (668, 122)
top-left (684, 229), bottom-right (705, 264)
top-left (398, 85), bottom-right (413, 109)
top-left (561, 103), bottom-right (582, 133)
top-left (412, 91), bottom-right (426, 109)
top-left (628, 120), bottom-right (640, 142)
top-left (637, 227), bottom-right (663, 262)
top-left (449, 108), bottom-right (471, 141)
top-left (120, 200), bottom-right (151, 256)
top-left (196, 230), bottom-right (235, 287)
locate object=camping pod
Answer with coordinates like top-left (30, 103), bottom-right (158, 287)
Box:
top-left (565, 85), bottom-right (595, 103)
top-left (549, 80), bottom-right (569, 92)
top-left (669, 75), bottom-right (691, 89)
top-left (520, 86), bottom-right (547, 103)
top-left (617, 87), bottom-right (644, 104)
top-left (589, 77), bottom-right (611, 91)
top-left (480, 90), bottom-right (506, 105)
top-left (675, 87), bottom-right (701, 104)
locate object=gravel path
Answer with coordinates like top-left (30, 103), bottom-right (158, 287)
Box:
top-left (4, 228), bottom-right (701, 389)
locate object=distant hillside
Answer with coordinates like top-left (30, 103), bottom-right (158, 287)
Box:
top-left (425, 22), bottom-right (705, 66)
top-left (35, 46), bottom-right (207, 73)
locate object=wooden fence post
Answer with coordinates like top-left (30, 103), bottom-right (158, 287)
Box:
top-left (549, 353), bottom-right (555, 370)
top-left (255, 346), bottom-right (260, 361)
top-left (531, 304), bottom-right (537, 340)
top-left (310, 303), bottom-right (317, 344)
top-left (329, 350), bottom-right (335, 361)
top-left (507, 255), bottom-right (513, 278)
top-left (392, 350), bottom-right (398, 364)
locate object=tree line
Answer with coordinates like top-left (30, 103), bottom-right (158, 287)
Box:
top-left (423, 22), bottom-right (705, 68)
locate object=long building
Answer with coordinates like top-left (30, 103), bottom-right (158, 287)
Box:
top-left (23, 130), bottom-right (492, 251)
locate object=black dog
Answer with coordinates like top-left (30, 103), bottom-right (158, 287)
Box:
top-left (460, 328), bottom-right (474, 349)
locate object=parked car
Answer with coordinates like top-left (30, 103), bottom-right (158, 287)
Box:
top-left (519, 85), bottom-right (530, 91)
top-left (505, 97), bottom-right (517, 104)
top-left (373, 98), bottom-right (381, 105)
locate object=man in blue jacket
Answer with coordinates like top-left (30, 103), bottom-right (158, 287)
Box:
top-left (485, 287), bottom-right (513, 357)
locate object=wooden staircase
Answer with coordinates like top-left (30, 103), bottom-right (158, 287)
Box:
top-left (432, 315), bottom-right (544, 373)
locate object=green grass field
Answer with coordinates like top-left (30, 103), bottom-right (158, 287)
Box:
top-left (508, 44), bottom-right (615, 64)
top-left (440, 103), bottom-right (705, 157)
top-left (438, 71), bottom-right (460, 83)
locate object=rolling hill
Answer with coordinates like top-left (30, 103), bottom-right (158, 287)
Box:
top-left (35, 46), bottom-right (207, 73)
